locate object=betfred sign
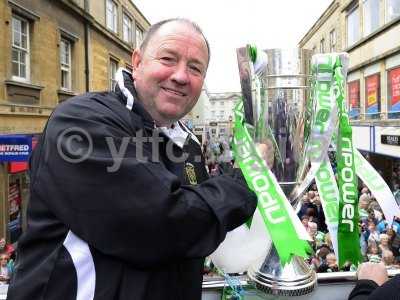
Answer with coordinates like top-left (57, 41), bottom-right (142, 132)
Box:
top-left (0, 135), bottom-right (32, 162)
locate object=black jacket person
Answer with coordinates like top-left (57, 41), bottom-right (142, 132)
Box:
top-left (7, 18), bottom-right (257, 300)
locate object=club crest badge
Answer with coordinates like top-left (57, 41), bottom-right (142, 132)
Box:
top-left (185, 162), bottom-right (197, 185)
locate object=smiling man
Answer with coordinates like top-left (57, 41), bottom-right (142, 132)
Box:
top-left (7, 19), bottom-right (257, 300)
top-left (132, 20), bottom-right (209, 126)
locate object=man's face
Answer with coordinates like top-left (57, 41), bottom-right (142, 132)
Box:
top-left (132, 21), bottom-right (208, 126)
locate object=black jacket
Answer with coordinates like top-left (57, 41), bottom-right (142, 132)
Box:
top-left (348, 275), bottom-right (400, 300)
top-left (7, 70), bottom-right (257, 300)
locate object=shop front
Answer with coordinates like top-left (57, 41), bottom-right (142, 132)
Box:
top-left (0, 134), bottom-right (38, 244)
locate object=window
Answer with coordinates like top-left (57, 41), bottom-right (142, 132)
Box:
top-left (211, 102), bottom-right (216, 106)
top-left (211, 110), bottom-right (215, 118)
top-left (109, 58), bottom-right (118, 91)
top-left (123, 13), bottom-right (132, 43)
top-left (312, 46), bottom-right (317, 54)
top-left (60, 39), bottom-right (72, 90)
top-left (347, 7), bottom-right (360, 46)
top-left (386, 0), bottom-right (400, 22)
top-left (329, 29), bottom-right (336, 52)
top-left (388, 67), bottom-right (400, 118)
top-left (320, 38), bottom-right (325, 53)
top-left (125, 64), bottom-right (133, 74)
top-left (135, 25), bottom-right (143, 48)
top-left (220, 101), bottom-right (224, 106)
top-left (11, 16), bottom-right (29, 81)
top-left (348, 80), bottom-right (360, 119)
top-left (363, 0), bottom-right (380, 36)
top-left (365, 74), bottom-right (381, 119)
top-left (106, 0), bottom-right (118, 33)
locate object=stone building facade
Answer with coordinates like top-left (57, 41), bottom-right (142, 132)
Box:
top-left (0, 0), bottom-right (150, 242)
top-left (299, 0), bottom-right (400, 190)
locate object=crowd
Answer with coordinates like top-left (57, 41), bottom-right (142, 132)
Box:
top-left (200, 143), bottom-right (400, 276)
top-left (297, 155), bottom-right (400, 273)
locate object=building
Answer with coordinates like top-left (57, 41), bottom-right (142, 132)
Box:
top-left (206, 92), bottom-right (240, 142)
top-left (183, 86), bottom-right (211, 143)
top-left (299, 0), bottom-right (400, 188)
top-left (187, 91), bottom-right (241, 145)
top-left (0, 0), bottom-right (150, 243)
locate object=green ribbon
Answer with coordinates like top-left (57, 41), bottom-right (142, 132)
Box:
top-left (232, 100), bottom-right (312, 266)
top-left (334, 56), bottom-right (362, 267)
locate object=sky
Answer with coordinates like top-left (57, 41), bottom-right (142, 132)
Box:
top-left (133, 0), bottom-right (333, 93)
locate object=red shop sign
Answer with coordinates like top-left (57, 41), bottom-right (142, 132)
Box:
top-left (389, 67), bottom-right (400, 107)
top-left (348, 80), bottom-right (360, 108)
top-left (366, 74), bottom-right (379, 108)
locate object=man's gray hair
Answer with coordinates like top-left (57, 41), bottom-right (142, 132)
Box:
top-left (139, 18), bottom-right (210, 64)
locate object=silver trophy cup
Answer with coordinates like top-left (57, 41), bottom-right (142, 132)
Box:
top-left (237, 47), bottom-right (317, 296)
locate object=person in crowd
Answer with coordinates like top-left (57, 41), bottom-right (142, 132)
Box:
top-left (359, 194), bottom-right (370, 220)
top-left (360, 186), bottom-right (370, 196)
top-left (381, 250), bottom-right (397, 269)
top-left (386, 227), bottom-right (400, 260)
top-left (301, 215), bottom-right (310, 231)
top-left (0, 238), bottom-right (14, 257)
top-left (367, 242), bottom-right (381, 264)
top-left (307, 221), bottom-right (318, 249)
top-left (379, 234), bottom-right (391, 253)
top-left (325, 253), bottom-right (339, 272)
top-left (367, 220), bottom-right (380, 246)
top-left (297, 193), bottom-right (317, 220)
top-left (7, 18), bottom-right (258, 300)
top-left (324, 232), bottom-right (334, 252)
top-left (311, 244), bottom-right (331, 272)
top-left (0, 253), bottom-right (12, 285)
top-left (311, 195), bottom-right (327, 232)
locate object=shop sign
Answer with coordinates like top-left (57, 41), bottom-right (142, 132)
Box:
top-left (366, 74), bottom-right (379, 114)
top-left (381, 134), bottom-right (400, 146)
top-left (348, 80), bottom-right (360, 118)
top-left (0, 135), bottom-right (32, 162)
top-left (8, 182), bottom-right (21, 221)
top-left (389, 67), bottom-right (400, 112)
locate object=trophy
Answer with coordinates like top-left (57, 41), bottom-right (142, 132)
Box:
top-left (237, 47), bottom-right (317, 296)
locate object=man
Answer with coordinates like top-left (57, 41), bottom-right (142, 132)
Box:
top-left (7, 19), bottom-right (257, 300)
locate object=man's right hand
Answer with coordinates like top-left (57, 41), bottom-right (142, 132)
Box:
top-left (356, 262), bottom-right (388, 286)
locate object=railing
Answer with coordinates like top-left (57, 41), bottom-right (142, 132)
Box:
top-left (201, 269), bottom-right (400, 300)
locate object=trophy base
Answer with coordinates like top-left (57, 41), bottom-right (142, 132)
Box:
top-left (247, 247), bottom-right (317, 297)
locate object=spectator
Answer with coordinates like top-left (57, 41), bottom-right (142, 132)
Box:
top-left (381, 250), bottom-right (397, 269)
top-left (367, 221), bottom-right (380, 246)
top-left (0, 253), bottom-right (12, 284)
top-left (361, 187), bottom-right (370, 196)
top-left (312, 196), bottom-right (327, 232)
top-left (0, 238), bottom-right (14, 257)
top-left (326, 253), bottom-right (339, 272)
top-left (301, 215), bottom-right (310, 230)
top-left (312, 245), bottom-right (331, 272)
top-left (387, 227), bottom-right (400, 260)
top-left (324, 232), bottom-right (334, 251)
top-left (367, 243), bottom-right (381, 264)
top-left (359, 194), bottom-right (370, 220)
top-left (379, 234), bottom-right (391, 253)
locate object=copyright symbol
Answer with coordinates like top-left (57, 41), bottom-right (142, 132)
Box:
top-left (57, 127), bottom-right (93, 163)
